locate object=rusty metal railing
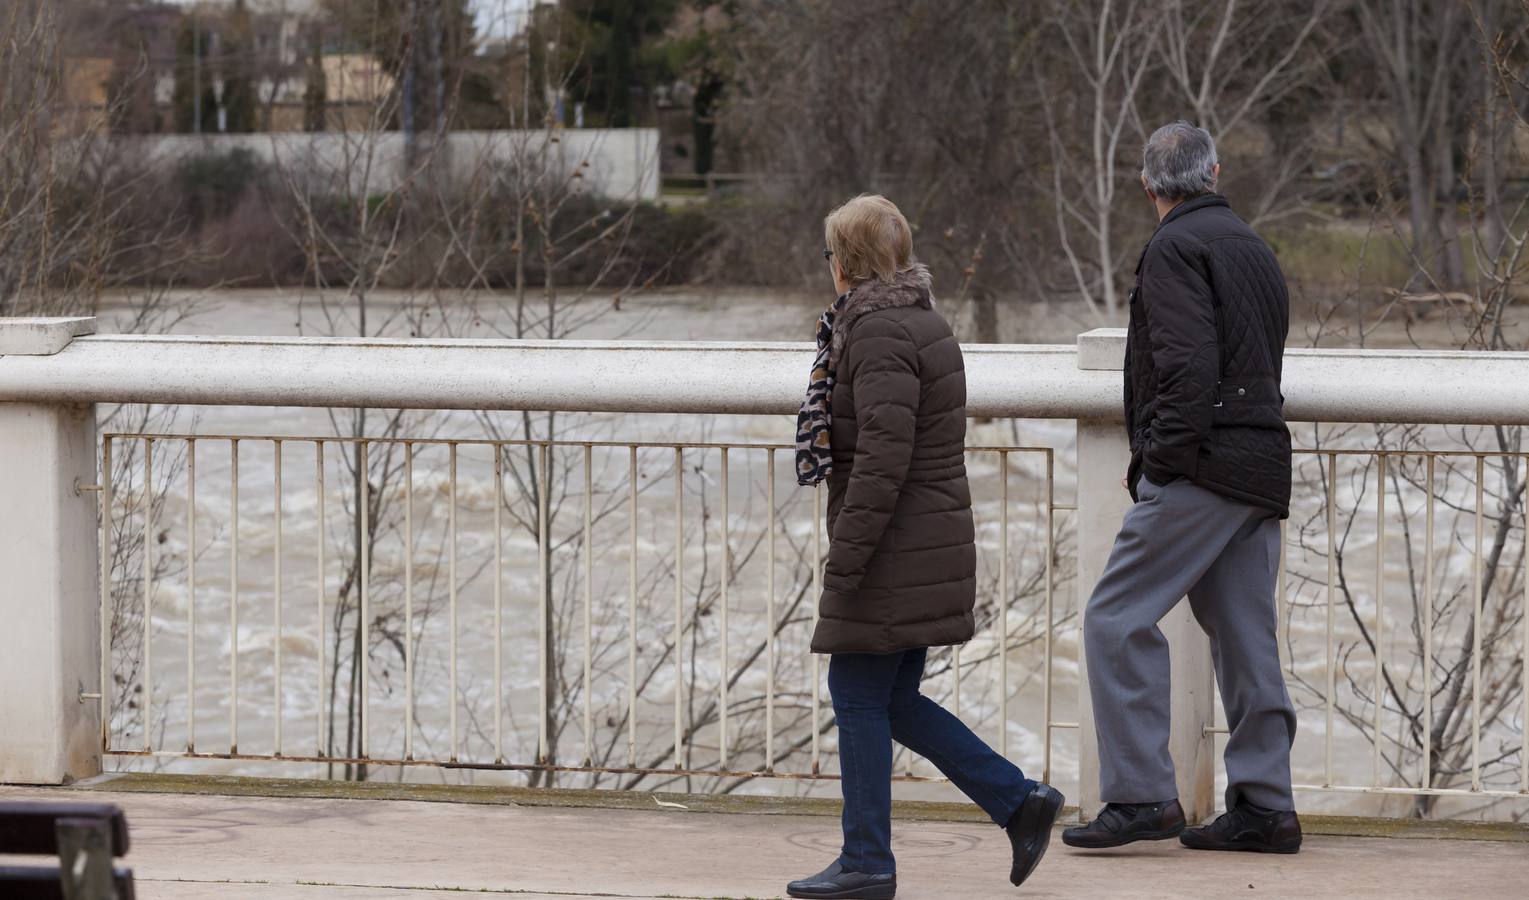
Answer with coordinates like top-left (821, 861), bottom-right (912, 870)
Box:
top-left (99, 432), bottom-right (1067, 788)
top-left (1207, 447), bottom-right (1529, 807)
top-left (100, 426), bottom-right (1529, 816)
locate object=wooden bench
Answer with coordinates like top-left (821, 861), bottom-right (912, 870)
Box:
top-left (0, 802), bottom-right (135, 899)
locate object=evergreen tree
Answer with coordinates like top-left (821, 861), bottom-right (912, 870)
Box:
top-left (650, 2), bottom-right (734, 174)
top-left (558, 0), bottom-right (682, 127)
top-left (172, 16), bottom-right (218, 133)
top-left (220, 0), bottom-right (257, 133)
top-left (303, 28), bottom-right (328, 132)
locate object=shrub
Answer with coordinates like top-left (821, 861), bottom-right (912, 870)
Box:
top-left (174, 147), bottom-right (269, 228)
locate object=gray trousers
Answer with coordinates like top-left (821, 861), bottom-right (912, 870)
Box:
top-left (1085, 475), bottom-right (1297, 810)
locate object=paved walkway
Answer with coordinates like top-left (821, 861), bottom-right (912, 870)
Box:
top-left (3, 780), bottom-right (1527, 899)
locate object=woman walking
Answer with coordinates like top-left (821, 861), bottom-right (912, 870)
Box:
top-left (788, 195), bottom-right (1063, 900)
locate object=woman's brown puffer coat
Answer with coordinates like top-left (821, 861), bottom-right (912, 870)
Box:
top-left (810, 265), bottom-right (976, 655)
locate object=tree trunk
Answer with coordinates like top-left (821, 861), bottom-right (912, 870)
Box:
top-left (973, 290), bottom-right (1000, 345)
top-left (1401, 138), bottom-right (1436, 290)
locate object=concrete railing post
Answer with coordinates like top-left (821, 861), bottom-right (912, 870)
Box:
top-left (1075, 328), bottom-right (1216, 823)
top-left (0, 317), bottom-right (102, 784)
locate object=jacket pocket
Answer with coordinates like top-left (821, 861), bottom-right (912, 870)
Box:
top-left (1211, 376), bottom-right (1284, 429)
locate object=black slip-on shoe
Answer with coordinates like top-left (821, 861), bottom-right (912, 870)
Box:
top-left (786, 860), bottom-right (896, 900)
top-left (1005, 783), bottom-right (1065, 887)
top-left (1180, 802), bottom-right (1302, 854)
top-left (1061, 799), bottom-right (1186, 849)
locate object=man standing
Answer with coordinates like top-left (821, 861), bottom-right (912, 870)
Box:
top-left (1062, 122), bottom-right (1301, 854)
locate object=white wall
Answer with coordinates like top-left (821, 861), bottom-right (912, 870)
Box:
top-left (113, 129), bottom-right (662, 202)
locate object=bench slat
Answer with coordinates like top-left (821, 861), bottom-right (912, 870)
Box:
top-left (0, 865), bottom-right (136, 900)
top-left (0, 803), bottom-right (130, 857)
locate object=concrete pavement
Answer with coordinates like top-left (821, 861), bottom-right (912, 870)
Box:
top-left (2, 779), bottom-right (1526, 899)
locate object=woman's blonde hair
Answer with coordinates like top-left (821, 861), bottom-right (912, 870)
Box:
top-left (824, 194), bottom-right (913, 284)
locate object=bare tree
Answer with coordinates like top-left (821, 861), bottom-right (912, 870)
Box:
top-left (0, 0), bottom-right (182, 316)
top-left (273, 16), bottom-right (442, 779)
top-left (1354, 0), bottom-right (1475, 289)
top-left (0, 1), bottom-right (208, 765)
top-left (1156, 0), bottom-right (1337, 225)
top-left (269, 0), bottom-right (684, 782)
top-left (1284, 0), bottom-right (1529, 819)
top-left (1035, 0), bottom-right (1159, 321)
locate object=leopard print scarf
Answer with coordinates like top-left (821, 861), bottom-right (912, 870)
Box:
top-left (795, 291), bottom-right (848, 486)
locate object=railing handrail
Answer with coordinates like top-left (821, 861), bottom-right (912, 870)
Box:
top-left (3, 327), bottom-right (1529, 424)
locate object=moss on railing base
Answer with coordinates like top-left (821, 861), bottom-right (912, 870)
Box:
top-left (68, 772), bottom-right (1529, 843)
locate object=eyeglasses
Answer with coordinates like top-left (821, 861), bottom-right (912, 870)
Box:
top-left (823, 248), bottom-right (833, 260)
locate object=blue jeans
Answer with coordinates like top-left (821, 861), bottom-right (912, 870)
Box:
top-left (829, 648), bottom-right (1037, 875)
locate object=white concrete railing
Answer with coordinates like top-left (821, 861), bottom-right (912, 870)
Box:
top-left (5, 329), bottom-right (1529, 424)
top-left (3, 319), bottom-right (1528, 822)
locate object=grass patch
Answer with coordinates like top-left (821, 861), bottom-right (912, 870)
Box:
top-left (1267, 222), bottom-right (1415, 290)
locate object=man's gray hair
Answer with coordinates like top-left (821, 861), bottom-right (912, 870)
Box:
top-left (1141, 121), bottom-right (1218, 201)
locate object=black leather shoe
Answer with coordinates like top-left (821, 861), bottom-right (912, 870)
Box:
top-left (1180, 802), bottom-right (1301, 854)
top-left (1005, 783), bottom-right (1065, 886)
top-left (785, 861), bottom-right (896, 899)
top-left (1061, 799), bottom-right (1186, 849)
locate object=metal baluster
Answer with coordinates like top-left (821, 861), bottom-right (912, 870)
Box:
top-left (315, 441), bottom-right (325, 756)
top-left (719, 448), bottom-right (730, 769)
top-left (674, 447), bottom-right (684, 769)
top-left (99, 437), bottom-right (112, 752)
top-left (1522, 451), bottom-right (1528, 794)
top-left (999, 451), bottom-right (1010, 760)
top-left (359, 440), bottom-right (369, 759)
top-left (492, 444), bottom-right (502, 763)
top-left (405, 443), bottom-right (415, 761)
top-left (584, 444), bottom-right (594, 766)
top-left (1472, 455), bottom-right (1484, 792)
top-left (450, 443), bottom-right (459, 762)
top-left (273, 439), bottom-right (283, 756)
top-left (1373, 453), bottom-right (1384, 785)
top-left (1325, 452), bottom-right (1336, 786)
top-left (186, 439), bottom-right (196, 752)
top-left (1043, 451), bottom-right (1056, 783)
top-left (812, 479), bottom-right (822, 774)
top-left (230, 439), bottom-right (239, 754)
top-left (954, 465), bottom-right (966, 721)
top-left (1423, 456), bottom-right (1435, 790)
top-left (142, 438), bottom-right (153, 751)
top-left (538, 443), bottom-right (550, 765)
top-left (766, 448), bottom-right (776, 773)
top-left (628, 446), bottom-right (638, 767)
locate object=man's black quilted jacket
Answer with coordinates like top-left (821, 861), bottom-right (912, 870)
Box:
top-left (1124, 193), bottom-right (1292, 517)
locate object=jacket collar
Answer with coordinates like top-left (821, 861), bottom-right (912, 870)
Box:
top-left (1134, 193), bottom-right (1230, 274)
top-left (1156, 192), bottom-right (1230, 231)
top-left (829, 263), bottom-right (934, 370)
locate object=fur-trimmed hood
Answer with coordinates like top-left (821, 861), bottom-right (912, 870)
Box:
top-left (829, 263), bottom-right (935, 370)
